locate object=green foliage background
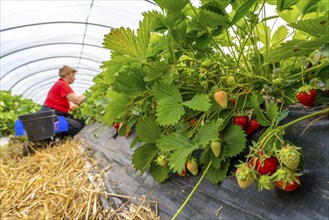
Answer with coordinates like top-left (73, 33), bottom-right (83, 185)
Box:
top-left (0, 90), bottom-right (40, 136)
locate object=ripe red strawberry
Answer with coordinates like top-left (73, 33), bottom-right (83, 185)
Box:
top-left (251, 156), bottom-right (278, 175)
top-left (246, 118), bottom-right (261, 135)
top-left (189, 119), bottom-right (197, 126)
top-left (233, 115), bottom-right (248, 131)
top-left (214, 90), bottom-right (228, 108)
top-left (296, 89), bottom-right (316, 107)
top-left (180, 164), bottom-right (188, 176)
top-left (231, 98), bottom-right (236, 107)
top-left (210, 140), bottom-right (222, 157)
top-left (276, 176), bottom-right (300, 192)
top-left (187, 159), bottom-right (199, 175)
top-left (113, 123), bottom-right (120, 129)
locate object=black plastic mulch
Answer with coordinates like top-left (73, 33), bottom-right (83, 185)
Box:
top-left (80, 105), bottom-right (328, 220)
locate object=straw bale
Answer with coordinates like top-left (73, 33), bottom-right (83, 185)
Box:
top-left (0, 137), bottom-right (160, 220)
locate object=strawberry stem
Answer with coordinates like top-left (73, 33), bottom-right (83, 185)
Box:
top-left (278, 107), bottom-right (329, 131)
top-left (172, 161), bottom-right (212, 220)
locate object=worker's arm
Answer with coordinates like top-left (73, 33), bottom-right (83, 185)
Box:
top-left (66, 93), bottom-right (86, 105)
top-left (70, 103), bottom-right (79, 110)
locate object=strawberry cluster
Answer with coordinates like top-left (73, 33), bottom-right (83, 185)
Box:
top-left (235, 144), bottom-right (303, 192)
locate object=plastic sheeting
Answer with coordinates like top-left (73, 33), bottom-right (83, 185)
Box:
top-left (0, 1), bottom-right (159, 104)
top-left (80, 105), bottom-right (329, 220)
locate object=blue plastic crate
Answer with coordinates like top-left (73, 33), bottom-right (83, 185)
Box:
top-left (15, 116), bottom-right (69, 136)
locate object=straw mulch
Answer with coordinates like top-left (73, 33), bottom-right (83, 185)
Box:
top-left (0, 137), bottom-right (160, 220)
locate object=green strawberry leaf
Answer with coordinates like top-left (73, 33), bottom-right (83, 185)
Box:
top-left (102, 56), bottom-right (136, 84)
top-left (288, 11), bottom-right (329, 37)
top-left (223, 125), bottom-right (247, 158)
top-left (156, 98), bottom-right (185, 126)
top-left (153, 81), bottom-right (182, 101)
top-left (172, 20), bottom-right (187, 43)
top-left (183, 93), bottom-right (211, 112)
top-left (144, 62), bottom-right (171, 82)
top-left (130, 136), bottom-right (139, 149)
top-left (266, 102), bottom-right (279, 123)
top-left (136, 118), bottom-right (161, 144)
top-left (112, 66), bottom-right (146, 96)
top-left (318, 65), bottom-right (329, 89)
top-left (149, 163), bottom-right (170, 183)
top-left (154, 0), bottom-right (188, 13)
top-left (200, 148), bottom-right (211, 166)
top-left (193, 119), bottom-right (224, 145)
top-left (168, 145), bottom-right (197, 174)
top-left (137, 11), bottom-right (156, 57)
top-left (230, 0), bottom-right (257, 26)
top-left (157, 132), bottom-right (194, 151)
top-left (277, 0), bottom-right (299, 12)
top-left (102, 92), bottom-right (130, 125)
top-left (206, 160), bottom-right (230, 184)
top-left (132, 143), bottom-right (159, 174)
top-left (276, 109), bottom-right (289, 124)
top-left (269, 37), bottom-right (327, 62)
top-left (199, 9), bottom-right (229, 28)
top-left (278, 5), bottom-right (299, 23)
top-left (201, 147), bottom-right (227, 170)
top-left (103, 27), bottom-right (140, 59)
top-left (271, 25), bottom-right (289, 47)
top-left (251, 93), bottom-right (271, 126)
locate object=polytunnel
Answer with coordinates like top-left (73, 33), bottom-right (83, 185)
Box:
top-left (1, 1), bottom-right (328, 220)
top-left (0, 0), bottom-right (160, 104)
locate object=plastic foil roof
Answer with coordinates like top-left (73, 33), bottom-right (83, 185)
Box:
top-left (0, 0), bottom-right (160, 104)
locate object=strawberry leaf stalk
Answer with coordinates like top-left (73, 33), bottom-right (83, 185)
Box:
top-left (296, 86), bottom-right (317, 107)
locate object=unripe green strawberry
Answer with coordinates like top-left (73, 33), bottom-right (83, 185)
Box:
top-left (214, 90), bottom-right (227, 108)
top-left (187, 159), bottom-right (199, 175)
top-left (236, 165), bottom-right (256, 189)
top-left (258, 175), bottom-right (275, 191)
top-left (157, 155), bottom-right (168, 167)
top-left (211, 141), bottom-right (222, 157)
top-left (278, 145), bottom-right (301, 170)
top-left (199, 68), bottom-right (207, 74)
top-left (226, 75), bottom-right (235, 86)
top-left (201, 59), bottom-right (211, 67)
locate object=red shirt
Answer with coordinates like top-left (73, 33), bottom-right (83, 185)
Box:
top-left (44, 78), bottom-right (73, 113)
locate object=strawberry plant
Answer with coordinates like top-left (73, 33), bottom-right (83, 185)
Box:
top-left (79, 0), bottom-right (329, 185)
top-left (76, 0), bottom-right (329, 218)
top-left (0, 90), bottom-right (40, 136)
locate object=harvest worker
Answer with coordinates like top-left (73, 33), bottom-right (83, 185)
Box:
top-left (40, 66), bottom-right (86, 138)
